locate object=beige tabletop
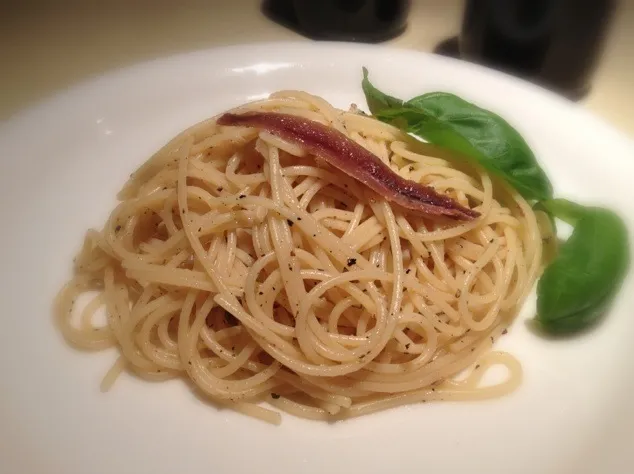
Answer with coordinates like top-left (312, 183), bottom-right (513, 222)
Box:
top-left (2, 0), bottom-right (633, 136)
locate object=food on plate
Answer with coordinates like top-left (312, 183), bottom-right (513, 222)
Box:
top-left (217, 111), bottom-right (479, 220)
top-left (54, 72), bottom-right (628, 424)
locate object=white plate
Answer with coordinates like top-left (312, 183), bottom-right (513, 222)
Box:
top-left (1, 42), bottom-right (633, 474)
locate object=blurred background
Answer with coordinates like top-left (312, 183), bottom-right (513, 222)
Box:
top-left (1, 0), bottom-right (633, 134)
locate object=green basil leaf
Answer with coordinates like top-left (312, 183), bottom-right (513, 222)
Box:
top-left (534, 198), bottom-right (586, 225)
top-left (361, 67), bottom-right (403, 115)
top-left (361, 69), bottom-right (553, 201)
top-left (536, 200), bottom-right (630, 334)
top-left (376, 98), bottom-right (553, 201)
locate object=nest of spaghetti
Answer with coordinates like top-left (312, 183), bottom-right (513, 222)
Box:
top-left (55, 91), bottom-right (542, 424)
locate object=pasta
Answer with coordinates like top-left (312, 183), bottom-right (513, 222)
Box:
top-left (54, 91), bottom-right (543, 424)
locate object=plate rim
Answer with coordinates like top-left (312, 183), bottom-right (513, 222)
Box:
top-left (1, 41), bottom-right (633, 151)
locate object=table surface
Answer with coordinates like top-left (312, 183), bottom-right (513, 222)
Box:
top-left (2, 0), bottom-right (633, 136)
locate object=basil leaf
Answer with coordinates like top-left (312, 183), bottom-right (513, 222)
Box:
top-left (536, 200), bottom-right (630, 334)
top-left (361, 67), bottom-right (403, 115)
top-left (376, 99), bottom-right (553, 201)
top-left (534, 198), bottom-right (586, 225)
top-left (362, 70), bottom-right (553, 201)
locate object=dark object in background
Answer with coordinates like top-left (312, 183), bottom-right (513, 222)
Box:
top-left (458, 0), bottom-right (616, 100)
top-left (263, 0), bottom-right (411, 42)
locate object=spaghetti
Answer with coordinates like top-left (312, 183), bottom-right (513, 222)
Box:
top-left (54, 91), bottom-right (543, 424)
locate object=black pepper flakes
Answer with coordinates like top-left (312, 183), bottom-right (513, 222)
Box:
top-left (405, 269), bottom-right (411, 274)
top-left (297, 217), bottom-right (302, 221)
top-left (217, 187), bottom-right (223, 192)
top-left (258, 291), bottom-right (264, 296)
top-left (347, 258), bottom-right (357, 267)
top-left (287, 219), bottom-right (294, 227)
top-left (502, 329), bottom-right (508, 335)
top-left (455, 289), bottom-right (462, 298)
top-left (114, 225), bottom-right (121, 232)
top-left (271, 393), bottom-right (281, 399)
top-left (405, 343), bottom-right (410, 350)
top-left (475, 364), bottom-right (480, 370)
top-left (239, 194), bottom-right (246, 199)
